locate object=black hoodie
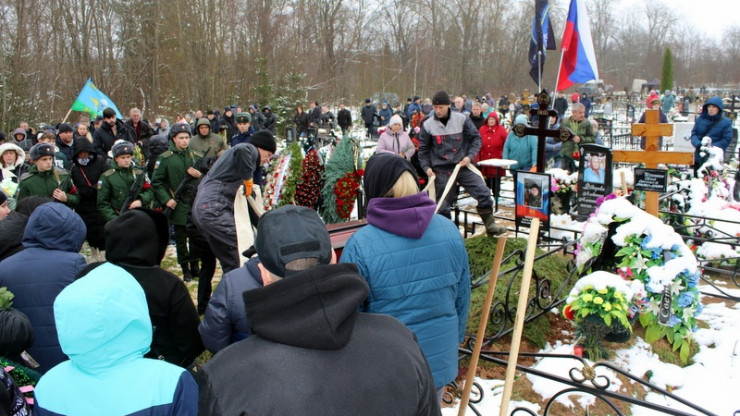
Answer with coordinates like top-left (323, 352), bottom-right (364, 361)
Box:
top-left (198, 263), bottom-right (440, 415)
top-left (69, 139), bottom-right (108, 241)
top-left (78, 208), bottom-right (204, 367)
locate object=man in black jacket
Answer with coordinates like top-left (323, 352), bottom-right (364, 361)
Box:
top-left (360, 98), bottom-right (377, 139)
top-left (198, 205), bottom-right (440, 415)
top-left (92, 108), bottom-right (136, 159)
top-left (337, 102), bottom-right (352, 136)
top-left (219, 107), bottom-right (238, 139)
top-left (554, 92), bottom-right (569, 120)
top-left (79, 208), bottom-right (204, 367)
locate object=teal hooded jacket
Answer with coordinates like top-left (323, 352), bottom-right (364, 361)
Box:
top-left (34, 263), bottom-right (198, 416)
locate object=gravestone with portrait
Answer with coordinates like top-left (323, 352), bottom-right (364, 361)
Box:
top-left (576, 144), bottom-right (613, 221)
top-left (515, 171), bottom-right (551, 233)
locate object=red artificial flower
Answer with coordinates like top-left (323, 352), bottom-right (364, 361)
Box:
top-left (563, 305), bottom-right (575, 320)
top-left (571, 151), bottom-right (580, 160)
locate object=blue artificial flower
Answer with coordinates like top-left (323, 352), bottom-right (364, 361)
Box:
top-left (641, 234), bottom-right (652, 249)
top-left (696, 303), bottom-right (704, 315)
top-left (677, 292), bottom-right (695, 308)
top-left (651, 248), bottom-right (662, 260)
top-left (668, 314), bottom-right (682, 327)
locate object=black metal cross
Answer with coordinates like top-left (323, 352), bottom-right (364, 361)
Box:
top-left (512, 90), bottom-right (574, 172)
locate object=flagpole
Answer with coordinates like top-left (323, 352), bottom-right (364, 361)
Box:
top-left (537, 51), bottom-right (542, 92)
top-left (551, 48), bottom-right (566, 109)
top-left (61, 108), bottom-right (73, 124)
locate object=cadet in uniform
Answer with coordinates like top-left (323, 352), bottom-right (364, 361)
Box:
top-left (18, 143), bottom-right (79, 208)
top-left (151, 123), bottom-right (202, 282)
top-left (97, 141), bottom-right (152, 223)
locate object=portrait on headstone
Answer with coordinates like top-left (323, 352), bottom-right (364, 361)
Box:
top-left (515, 171), bottom-right (550, 224)
top-left (583, 151), bottom-right (606, 184)
top-left (524, 180), bottom-right (543, 208)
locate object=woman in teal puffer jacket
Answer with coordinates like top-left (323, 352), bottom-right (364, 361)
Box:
top-left (503, 114), bottom-right (538, 171)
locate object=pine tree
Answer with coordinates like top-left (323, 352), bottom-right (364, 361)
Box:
top-left (661, 48), bottom-right (674, 93)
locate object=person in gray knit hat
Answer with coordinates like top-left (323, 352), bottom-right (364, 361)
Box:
top-left (418, 90), bottom-right (506, 236)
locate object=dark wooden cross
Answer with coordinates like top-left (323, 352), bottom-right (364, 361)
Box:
top-left (613, 109), bottom-right (694, 216)
top-left (512, 90), bottom-right (573, 172)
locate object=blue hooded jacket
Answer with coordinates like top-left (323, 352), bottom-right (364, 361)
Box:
top-left (0, 202), bottom-right (86, 372)
top-left (34, 263), bottom-right (198, 415)
top-left (340, 192), bottom-right (470, 389)
top-left (690, 96), bottom-right (733, 162)
top-left (503, 114), bottom-right (538, 170)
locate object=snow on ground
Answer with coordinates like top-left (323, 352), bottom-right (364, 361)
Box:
top-left (443, 290), bottom-right (740, 415)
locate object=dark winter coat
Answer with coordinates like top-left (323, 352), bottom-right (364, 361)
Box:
top-left (70, 138), bottom-right (108, 248)
top-left (92, 119), bottom-right (136, 159)
top-left (55, 137), bottom-right (75, 162)
top-left (230, 127), bottom-right (255, 147)
top-left (341, 193), bottom-right (470, 388)
top-left (580, 96), bottom-right (593, 118)
top-left (80, 209), bottom-right (204, 367)
top-left (261, 106), bottom-right (276, 134)
top-left (96, 161), bottom-right (152, 223)
top-left (18, 165), bottom-right (79, 208)
top-left (197, 263), bottom-right (440, 416)
top-left (198, 257), bottom-right (263, 353)
top-left (378, 103), bottom-right (393, 126)
top-left (208, 116), bottom-right (221, 135)
top-left (361, 104), bottom-right (377, 125)
top-left (0, 212), bottom-right (28, 261)
top-left (554, 97), bottom-right (568, 117)
top-left (249, 107), bottom-right (265, 131)
top-left (0, 196), bottom-right (51, 261)
top-left (192, 143), bottom-right (259, 273)
top-left (337, 108), bottom-right (352, 129)
top-left (146, 133), bottom-right (169, 176)
top-left (0, 202), bottom-right (86, 373)
top-left (220, 113), bottom-right (238, 140)
top-left (469, 113), bottom-right (485, 131)
top-left (124, 119), bottom-right (154, 143)
top-left (308, 105), bottom-right (322, 125)
top-left (690, 96), bottom-right (733, 162)
top-left (151, 143), bottom-right (201, 225)
top-left (9, 128), bottom-right (35, 153)
top-left (293, 110), bottom-right (310, 134)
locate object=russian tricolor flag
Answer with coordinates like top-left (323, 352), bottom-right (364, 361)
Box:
top-left (556, 0), bottom-right (599, 91)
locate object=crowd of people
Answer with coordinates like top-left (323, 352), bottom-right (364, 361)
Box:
top-left (0, 83), bottom-right (735, 414)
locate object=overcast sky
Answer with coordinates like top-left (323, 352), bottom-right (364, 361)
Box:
top-left (549, 0), bottom-right (739, 41)
top-left (611, 0), bottom-right (737, 40)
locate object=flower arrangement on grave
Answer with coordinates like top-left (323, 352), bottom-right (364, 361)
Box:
top-left (548, 168), bottom-right (577, 214)
top-left (333, 169), bottom-right (364, 220)
top-left (295, 148), bottom-right (324, 210)
top-left (280, 142), bottom-right (304, 208)
top-left (549, 168), bottom-right (577, 194)
top-left (262, 143), bottom-right (303, 211)
top-left (320, 135), bottom-right (362, 224)
top-left (575, 196), bottom-right (702, 363)
top-left (563, 271), bottom-right (636, 360)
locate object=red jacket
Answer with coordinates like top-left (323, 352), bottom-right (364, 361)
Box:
top-left (476, 112), bottom-right (508, 178)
